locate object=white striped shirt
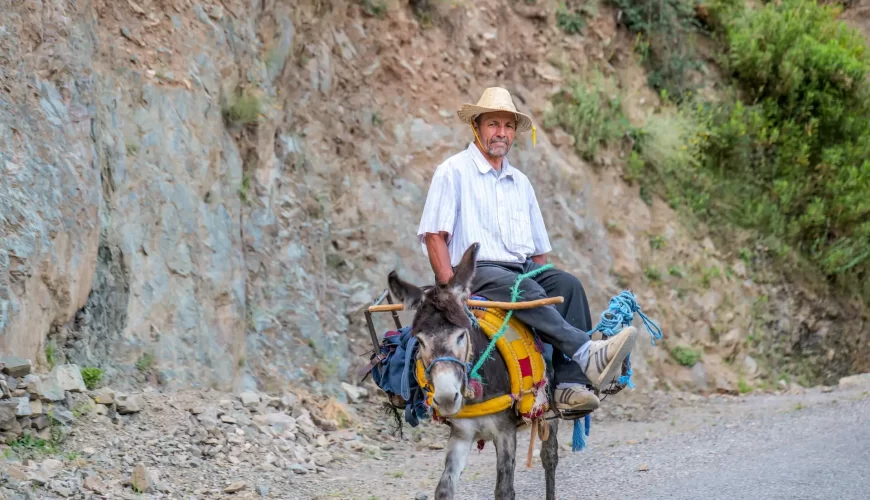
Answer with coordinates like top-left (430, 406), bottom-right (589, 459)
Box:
top-left (417, 142), bottom-right (552, 266)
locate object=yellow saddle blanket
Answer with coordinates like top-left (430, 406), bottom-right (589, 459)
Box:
top-left (415, 307), bottom-right (549, 420)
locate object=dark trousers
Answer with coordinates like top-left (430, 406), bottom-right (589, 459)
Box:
top-left (470, 261), bottom-right (593, 386)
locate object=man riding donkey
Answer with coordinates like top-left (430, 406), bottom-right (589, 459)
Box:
top-left (417, 87), bottom-right (640, 417)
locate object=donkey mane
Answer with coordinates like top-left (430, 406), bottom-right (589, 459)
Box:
top-left (411, 285), bottom-right (472, 333)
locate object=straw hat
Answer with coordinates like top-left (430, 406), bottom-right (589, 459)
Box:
top-left (457, 87), bottom-right (533, 133)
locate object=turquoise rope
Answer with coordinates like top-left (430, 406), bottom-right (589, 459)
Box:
top-left (468, 264), bottom-right (555, 381)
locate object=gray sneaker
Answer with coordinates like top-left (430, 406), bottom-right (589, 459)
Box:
top-left (581, 326), bottom-right (639, 389)
top-left (553, 384), bottom-right (600, 412)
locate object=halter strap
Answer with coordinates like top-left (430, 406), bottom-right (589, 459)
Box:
top-left (424, 356), bottom-right (471, 380)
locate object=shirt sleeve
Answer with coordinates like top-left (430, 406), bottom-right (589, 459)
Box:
top-left (417, 163), bottom-right (458, 253)
top-left (527, 180), bottom-right (552, 256)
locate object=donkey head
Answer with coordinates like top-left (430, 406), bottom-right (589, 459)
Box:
top-left (388, 242), bottom-right (480, 417)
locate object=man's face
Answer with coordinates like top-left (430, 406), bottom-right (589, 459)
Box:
top-left (475, 111), bottom-right (516, 157)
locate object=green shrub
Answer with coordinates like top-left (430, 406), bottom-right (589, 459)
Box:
top-left (223, 91), bottom-right (262, 125)
top-left (556, 1), bottom-right (596, 34)
top-left (80, 367), bottom-right (103, 390)
top-left (671, 345), bottom-right (702, 366)
top-left (632, 0), bottom-right (870, 303)
top-left (712, 0), bottom-right (870, 292)
top-left (609, 0), bottom-right (703, 99)
top-left (544, 73), bottom-right (630, 162)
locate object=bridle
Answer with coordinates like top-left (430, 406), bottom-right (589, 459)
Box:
top-left (421, 327), bottom-right (475, 399)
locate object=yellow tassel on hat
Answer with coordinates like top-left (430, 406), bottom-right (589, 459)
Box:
top-left (532, 126), bottom-right (537, 148)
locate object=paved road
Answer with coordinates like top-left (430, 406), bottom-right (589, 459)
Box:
top-left (456, 389), bottom-right (870, 500)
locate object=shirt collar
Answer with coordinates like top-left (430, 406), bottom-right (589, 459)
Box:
top-left (466, 142), bottom-right (514, 178)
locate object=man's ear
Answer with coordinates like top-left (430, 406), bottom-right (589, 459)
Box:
top-left (448, 242), bottom-right (479, 299)
top-left (388, 271), bottom-right (424, 310)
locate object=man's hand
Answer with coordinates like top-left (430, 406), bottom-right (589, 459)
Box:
top-left (425, 232), bottom-right (454, 284)
top-left (531, 254), bottom-right (548, 265)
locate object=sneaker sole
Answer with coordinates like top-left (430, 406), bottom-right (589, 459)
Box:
top-left (555, 399), bottom-right (600, 412)
top-left (593, 326), bottom-right (639, 388)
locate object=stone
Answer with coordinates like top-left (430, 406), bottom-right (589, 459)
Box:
top-left (340, 382), bottom-right (367, 403)
top-left (265, 413), bottom-right (295, 432)
top-left (223, 481), bottom-right (246, 493)
top-left (743, 355), bottom-right (758, 376)
top-left (92, 387), bottom-right (115, 405)
top-left (32, 414), bottom-right (50, 430)
top-left (415, 493), bottom-right (429, 500)
top-left (30, 375), bottom-right (65, 402)
top-left (289, 463), bottom-right (307, 475)
top-left (838, 373), bottom-right (870, 389)
top-left (117, 393), bottom-right (144, 414)
top-left (131, 464), bottom-right (156, 493)
top-left (280, 393), bottom-right (298, 409)
top-left (50, 364), bottom-right (88, 392)
top-left (313, 452), bottom-right (333, 466)
top-left (14, 397), bottom-right (31, 417)
top-left (49, 408), bottom-right (74, 426)
top-left (83, 476), bottom-right (109, 495)
top-left (256, 484), bottom-right (270, 496)
top-left (240, 391), bottom-right (260, 408)
top-left (691, 362), bottom-right (708, 391)
top-left (0, 356), bottom-right (32, 377)
top-left (29, 399), bottom-right (42, 415)
top-left (0, 379), bottom-right (9, 398)
top-left (0, 401), bottom-right (18, 430)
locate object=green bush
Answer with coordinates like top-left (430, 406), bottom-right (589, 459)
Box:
top-left (633, 0), bottom-right (870, 302)
top-left (609, 0), bottom-right (703, 99)
top-left (715, 0), bottom-right (870, 288)
top-left (671, 345), bottom-right (702, 366)
top-left (80, 367), bottom-right (104, 390)
top-left (544, 73), bottom-right (630, 162)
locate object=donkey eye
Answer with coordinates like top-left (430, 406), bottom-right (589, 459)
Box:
top-left (457, 333), bottom-right (466, 345)
top-left (416, 338), bottom-right (427, 350)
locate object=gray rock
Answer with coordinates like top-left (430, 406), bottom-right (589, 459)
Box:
top-left (48, 408), bottom-right (74, 426)
top-left (92, 387), bottom-right (115, 405)
top-left (239, 391), bottom-right (260, 408)
top-left (340, 382), bottom-right (367, 403)
top-left (0, 356), bottom-right (32, 377)
top-left (31, 414), bottom-right (50, 430)
top-left (51, 364), bottom-right (87, 393)
top-left (116, 393), bottom-right (144, 414)
top-left (0, 401), bottom-right (18, 430)
top-left (416, 493), bottom-right (430, 500)
top-left (691, 362), bottom-right (708, 391)
top-left (256, 484), bottom-right (270, 496)
top-left (288, 463), bottom-right (307, 475)
top-left (839, 373), bottom-right (870, 389)
top-left (14, 397), bottom-right (32, 417)
top-left (131, 464), bottom-right (156, 493)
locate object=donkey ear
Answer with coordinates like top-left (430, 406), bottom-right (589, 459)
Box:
top-left (448, 242), bottom-right (479, 297)
top-left (388, 271), bottom-right (424, 310)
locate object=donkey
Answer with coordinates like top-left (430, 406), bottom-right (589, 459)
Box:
top-left (388, 242), bottom-right (562, 500)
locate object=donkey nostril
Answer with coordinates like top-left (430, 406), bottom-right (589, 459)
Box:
top-left (435, 392), bottom-right (459, 408)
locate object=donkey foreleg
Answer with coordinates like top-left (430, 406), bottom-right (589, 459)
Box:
top-left (435, 431), bottom-right (473, 500)
top-left (493, 429), bottom-right (518, 500)
top-left (541, 419), bottom-right (560, 500)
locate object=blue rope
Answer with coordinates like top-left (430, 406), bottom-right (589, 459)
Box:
top-left (587, 290), bottom-right (663, 388)
top-left (571, 414), bottom-right (591, 451)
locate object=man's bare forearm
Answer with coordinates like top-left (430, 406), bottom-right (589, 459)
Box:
top-left (424, 232), bottom-right (454, 284)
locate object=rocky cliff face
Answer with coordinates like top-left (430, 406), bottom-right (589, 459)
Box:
top-left (1, 0), bottom-right (867, 398)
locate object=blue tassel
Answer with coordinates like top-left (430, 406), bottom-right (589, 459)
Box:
top-left (617, 356), bottom-right (635, 388)
top-left (571, 417), bottom-right (587, 452)
top-left (585, 413), bottom-right (591, 436)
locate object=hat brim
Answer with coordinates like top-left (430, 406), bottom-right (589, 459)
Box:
top-left (457, 104), bottom-right (533, 132)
